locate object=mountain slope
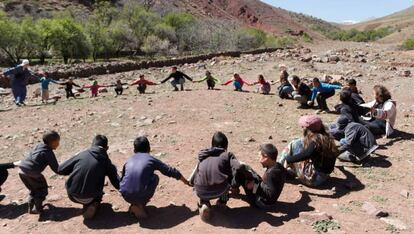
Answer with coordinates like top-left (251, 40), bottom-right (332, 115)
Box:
top-left (342, 5), bottom-right (414, 43)
top-left (1, 0), bottom-right (338, 39)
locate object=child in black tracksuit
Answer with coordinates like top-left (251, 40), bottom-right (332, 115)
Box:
top-left (18, 131), bottom-right (61, 214)
top-left (60, 78), bottom-right (80, 99)
top-left (234, 144), bottom-right (286, 208)
top-left (189, 132), bottom-right (241, 222)
top-left (58, 135), bottom-right (120, 220)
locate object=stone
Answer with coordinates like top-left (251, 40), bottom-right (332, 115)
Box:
top-left (380, 218), bottom-right (407, 230)
top-left (299, 211), bottom-right (332, 225)
top-left (110, 122), bottom-right (120, 127)
top-left (245, 137), bottom-right (256, 143)
top-left (399, 70), bottom-right (411, 77)
top-left (400, 189), bottom-right (409, 199)
top-left (168, 121), bottom-right (177, 124)
top-left (362, 202), bottom-right (388, 218)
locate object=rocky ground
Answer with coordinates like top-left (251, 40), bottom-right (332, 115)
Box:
top-left (0, 41), bottom-right (413, 234)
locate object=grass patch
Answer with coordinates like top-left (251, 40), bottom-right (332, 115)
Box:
top-left (372, 195), bottom-right (388, 204)
top-left (312, 220), bottom-right (341, 233)
top-left (386, 224), bottom-right (398, 234)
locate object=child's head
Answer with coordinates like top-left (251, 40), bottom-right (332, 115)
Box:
top-left (258, 74), bottom-right (265, 82)
top-left (139, 75), bottom-right (145, 80)
top-left (347, 79), bottom-right (357, 92)
top-left (373, 85), bottom-right (391, 103)
top-left (172, 67), bottom-right (177, 72)
top-left (93, 80), bottom-right (98, 86)
top-left (211, 131), bottom-right (228, 150)
top-left (206, 71), bottom-right (211, 76)
top-left (259, 144), bottom-right (278, 168)
top-left (133, 136), bottom-right (151, 153)
top-left (339, 88), bottom-right (352, 104)
top-left (43, 130), bottom-right (60, 150)
top-left (233, 73), bottom-right (240, 79)
top-left (116, 79), bottom-right (121, 84)
top-left (92, 135), bottom-right (109, 151)
top-left (312, 77), bottom-right (320, 88)
top-left (290, 75), bottom-right (300, 86)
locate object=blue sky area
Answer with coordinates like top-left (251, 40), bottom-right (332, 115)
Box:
top-left (262, 0), bottom-right (414, 23)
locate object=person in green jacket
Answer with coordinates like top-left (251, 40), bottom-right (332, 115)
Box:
top-left (193, 71), bottom-right (220, 90)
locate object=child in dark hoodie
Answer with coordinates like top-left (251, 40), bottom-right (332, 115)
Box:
top-left (58, 135), bottom-right (119, 220)
top-left (233, 144), bottom-right (286, 209)
top-left (18, 131), bottom-right (61, 214)
top-left (189, 131), bottom-right (241, 222)
top-left (120, 136), bottom-right (189, 219)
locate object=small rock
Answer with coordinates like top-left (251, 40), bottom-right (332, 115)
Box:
top-left (110, 122), bottom-right (120, 127)
top-left (400, 189), bottom-right (409, 199)
top-left (268, 136), bottom-right (273, 140)
top-left (299, 211), bottom-right (332, 225)
top-left (245, 137), bottom-right (256, 143)
top-left (380, 218), bottom-right (407, 230)
top-left (362, 202), bottom-right (388, 218)
top-left (168, 121), bottom-right (177, 125)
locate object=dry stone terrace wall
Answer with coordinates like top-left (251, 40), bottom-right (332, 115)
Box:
top-left (0, 48), bottom-right (288, 88)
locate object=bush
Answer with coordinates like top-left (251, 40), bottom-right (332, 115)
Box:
top-left (326, 27), bottom-right (394, 42)
top-left (141, 35), bottom-right (170, 55)
top-left (237, 28), bottom-right (267, 50)
top-left (402, 38), bottom-right (414, 50)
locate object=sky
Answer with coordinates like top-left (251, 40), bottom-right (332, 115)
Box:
top-left (262, 0), bottom-right (414, 23)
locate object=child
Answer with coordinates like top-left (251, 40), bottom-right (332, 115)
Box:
top-left (193, 71), bottom-right (220, 90)
top-left (189, 132), bottom-right (241, 222)
top-left (130, 75), bottom-right (158, 94)
top-left (114, 79), bottom-right (128, 96)
top-left (308, 78), bottom-right (342, 113)
top-left (290, 75), bottom-right (312, 108)
top-left (18, 131), bottom-right (61, 214)
top-left (252, 75), bottom-right (271, 94)
top-left (233, 144), bottom-right (286, 209)
top-left (360, 85), bottom-right (397, 138)
top-left (83, 80), bottom-right (107, 97)
top-left (277, 70), bottom-right (293, 99)
top-left (336, 116), bottom-right (378, 163)
top-left (279, 115), bottom-right (339, 187)
top-left (0, 161), bottom-right (20, 195)
top-left (347, 79), bottom-right (365, 105)
top-left (222, 73), bottom-right (251, 92)
top-left (60, 78), bottom-right (80, 99)
top-left (119, 136), bottom-right (189, 219)
top-left (58, 135), bottom-right (119, 220)
top-left (160, 67), bottom-right (193, 91)
top-left (39, 72), bottom-right (58, 104)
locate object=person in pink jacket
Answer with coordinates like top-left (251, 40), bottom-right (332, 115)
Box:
top-left (83, 80), bottom-right (107, 97)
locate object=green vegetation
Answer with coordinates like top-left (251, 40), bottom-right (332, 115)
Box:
top-left (402, 38), bottom-right (414, 50)
top-left (0, 1), bottom-right (292, 65)
top-left (325, 27), bottom-right (394, 42)
top-left (312, 220), bottom-right (341, 233)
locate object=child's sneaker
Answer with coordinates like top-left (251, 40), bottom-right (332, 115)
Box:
top-left (83, 202), bottom-right (99, 219)
top-left (198, 204), bottom-right (211, 222)
top-left (129, 204), bottom-right (148, 219)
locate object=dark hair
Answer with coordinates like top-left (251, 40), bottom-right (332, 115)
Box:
top-left (172, 66), bottom-right (177, 70)
top-left (42, 131), bottom-right (60, 145)
top-left (139, 74), bottom-right (144, 78)
top-left (260, 144), bottom-right (278, 161)
top-left (212, 131), bottom-right (228, 149)
top-left (303, 126), bottom-right (338, 160)
top-left (374, 85), bottom-right (391, 103)
top-left (312, 77), bottom-right (320, 84)
top-left (92, 135), bottom-right (108, 148)
top-left (279, 70), bottom-right (289, 83)
top-left (258, 74), bottom-right (264, 81)
top-left (292, 75), bottom-right (300, 83)
top-left (347, 79), bottom-right (357, 86)
top-left (134, 136), bottom-right (151, 153)
top-left (339, 89), bottom-right (352, 104)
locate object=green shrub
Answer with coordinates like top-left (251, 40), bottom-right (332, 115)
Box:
top-left (403, 38), bottom-right (414, 50)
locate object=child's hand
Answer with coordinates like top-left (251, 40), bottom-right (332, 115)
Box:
top-left (245, 180), bottom-right (255, 190)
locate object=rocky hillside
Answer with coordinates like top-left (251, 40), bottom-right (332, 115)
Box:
top-left (0, 0), bottom-right (338, 38)
top-left (343, 5), bottom-right (414, 43)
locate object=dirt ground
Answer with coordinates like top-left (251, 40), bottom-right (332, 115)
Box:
top-left (0, 41), bottom-right (413, 233)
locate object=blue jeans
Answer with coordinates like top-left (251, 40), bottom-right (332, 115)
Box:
top-left (171, 78), bottom-right (185, 90)
top-left (12, 83), bottom-right (27, 104)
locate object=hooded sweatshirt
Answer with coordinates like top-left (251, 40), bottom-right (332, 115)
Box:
top-left (58, 146), bottom-right (119, 199)
top-left (194, 147), bottom-right (240, 199)
top-left (19, 143), bottom-right (59, 177)
top-left (119, 153), bottom-right (182, 198)
top-left (3, 65), bottom-right (32, 86)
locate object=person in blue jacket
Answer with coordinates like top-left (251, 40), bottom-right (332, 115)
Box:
top-left (38, 71), bottom-right (58, 104)
top-left (119, 136), bottom-right (190, 219)
top-left (3, 59), bottom-right (33, 106)
top-left (308, 78), bottom-right (342, 113)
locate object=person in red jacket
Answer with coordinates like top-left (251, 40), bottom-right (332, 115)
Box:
top-left (83, 80), bottom-right (107, 97)
top-left (222, 73), bottom-right (251, 92)
top-left (130, 75), bottom-right (158, 94)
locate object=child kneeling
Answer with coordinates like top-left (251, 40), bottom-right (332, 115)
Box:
top-left (119, 136), bottom-right (189, 219)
